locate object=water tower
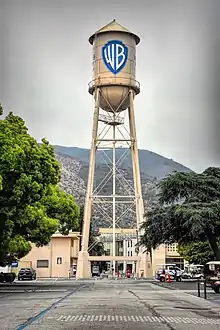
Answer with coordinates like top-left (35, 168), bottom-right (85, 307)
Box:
top-left (76, 20), bottom-right (151, 279)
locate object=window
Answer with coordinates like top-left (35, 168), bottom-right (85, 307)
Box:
top-left (127, 240), bottom-right (132, 248)
top-left (166, 244), bottom-right (177, 252)
top-left (128, 251), bottom-right (130, 256)
top-left (165, 258), bottom-right (184, 270)
top-left (71, 239), bottom-right (74, 247)
top-left (130, 251), bottom-right (132, 256)
top-left (37, 260), bottom-right (49, 268)
top-left (105, 249), bottom-right (110, 256)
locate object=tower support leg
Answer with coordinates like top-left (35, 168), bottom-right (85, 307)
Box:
top-left (76, 89), bottom-right (100, 279)
top-left (128, 90), bottom-right (152, 278)
top-left (76, 251), bottom-right (91, 279)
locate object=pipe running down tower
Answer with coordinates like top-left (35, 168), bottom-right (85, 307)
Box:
top-left (76, 20), bottom-right (151, 279)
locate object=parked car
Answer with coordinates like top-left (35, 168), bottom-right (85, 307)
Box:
top-left (155, 264), bottom-right (183, 282)
top-left (18, 267), bottom-right (36, 280)
top-left (182, 264), bottom-right (204, 279)
top-left (0, 272), bottom-right (16, 283)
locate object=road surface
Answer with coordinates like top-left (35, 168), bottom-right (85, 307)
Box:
top-left (1, 279), bottom-right (220, 329)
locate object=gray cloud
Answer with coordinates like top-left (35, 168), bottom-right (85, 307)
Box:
top-left (0, 0), bottom-right (220, 172)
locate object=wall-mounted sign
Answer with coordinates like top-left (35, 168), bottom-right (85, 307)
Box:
top-left (57, 257), bottom-right (62, 265)
top-left (11, 261), bottom-right (18, 267)
top-left (102, 40), bottom-right (128, 75)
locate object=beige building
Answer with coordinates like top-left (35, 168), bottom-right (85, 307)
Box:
top-left (20, 231), bottom-right (80, 278)
top-left (152, 243), bottom-right (185, 275)
top-left (14, 228), bottom-right (183, 278)
top-left (98, 228), bottom-right (138, 273)
top-left (99, 229), bottom-right (184, 275)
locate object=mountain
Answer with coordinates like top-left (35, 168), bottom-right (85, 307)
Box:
top-left (54, 145), bottom-right (192, 228)
top-left (53, 146), bottom-right (191, 180)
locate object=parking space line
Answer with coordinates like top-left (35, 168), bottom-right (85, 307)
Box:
top-left (15, 285), bottom-right (86, 330)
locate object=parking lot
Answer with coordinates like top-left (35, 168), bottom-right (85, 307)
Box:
top-left (1, 279), bottom-right (220, 329)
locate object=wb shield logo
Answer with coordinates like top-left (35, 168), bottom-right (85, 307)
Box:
top-left (102, 40), bottom-right (128, 75)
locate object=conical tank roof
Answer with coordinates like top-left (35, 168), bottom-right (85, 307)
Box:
top-left (89, 19), bottom-right (140, 45)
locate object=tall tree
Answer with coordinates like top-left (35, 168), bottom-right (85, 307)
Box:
top-left (0, 105), bottom-right (80, 265)
top-left (140, 168), bottom-right (220, 260)
top-left (177, 241), bottom-right (214, 265)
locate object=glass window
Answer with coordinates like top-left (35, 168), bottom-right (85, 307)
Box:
top-left (37, 260), bottom-right (49, 268)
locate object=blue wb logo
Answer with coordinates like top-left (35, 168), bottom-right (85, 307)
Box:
top-left (102, 40), bottom-right (128, 75)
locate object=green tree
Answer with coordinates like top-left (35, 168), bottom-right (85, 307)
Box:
top-left (0, 105), bottom-right (80, 265)
top-left (140, 168), bottom-right (220, 260)
top-left (78, 206), bottom-right (104, 256)
top-left (0, 174), bottom-right (2, 191)
top-left (0, 103), bottom-right (3, 191)
top-left (177, 241), bottom-right (214, 265)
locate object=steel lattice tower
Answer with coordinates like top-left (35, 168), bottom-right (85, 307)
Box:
top-left (76, 20), bottom-right (152, 279)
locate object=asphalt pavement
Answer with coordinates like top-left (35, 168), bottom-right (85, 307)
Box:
top-left (151, 279), bottom-right (220, 302)
top-left (1, 279), bottom-right (220, 329)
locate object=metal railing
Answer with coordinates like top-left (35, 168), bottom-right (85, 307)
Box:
top-left (88, 76), bottom-right (140, 94)
top-left (98, 113), bottom-right (124, 125)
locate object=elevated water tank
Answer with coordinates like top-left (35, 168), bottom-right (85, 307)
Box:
top-left (88, 20), bottom-right (140, 112)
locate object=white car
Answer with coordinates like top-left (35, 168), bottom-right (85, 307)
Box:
top-left (182, 264), bottom-right (204, 280)
top-left (155, 264), bottom-right (183, 282)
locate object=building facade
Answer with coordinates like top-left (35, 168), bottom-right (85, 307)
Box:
top-left (98, 228), bottom-right (139, 273)
top-left (98, 229), bottom-right (185, 275)
top-left (152, 243), bottom-right (185, 275)
top-left (19, 231), bottom-right (80, 278)
top-left (12, 228), bottom-right (184, 278)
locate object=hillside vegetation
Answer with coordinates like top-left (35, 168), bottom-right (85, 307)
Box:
top-left (55, 146), bottom-right (192, 229)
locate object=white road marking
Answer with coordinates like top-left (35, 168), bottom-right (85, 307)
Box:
top-left (0, 289), bottom-right (67, 293)
top-left (56, 314), bottom-right (220, 325)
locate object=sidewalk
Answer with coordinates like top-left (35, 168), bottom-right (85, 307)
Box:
top-left (148, 282), bottom-right (220, 312)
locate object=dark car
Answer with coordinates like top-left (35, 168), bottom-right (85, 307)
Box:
top-left (18, 267), bottom-right (36, 280)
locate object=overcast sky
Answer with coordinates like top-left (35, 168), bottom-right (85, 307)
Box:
top-left (0, 0), bottom-right (220, 172)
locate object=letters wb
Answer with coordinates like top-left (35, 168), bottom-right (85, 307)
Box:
top-left (102, 40), bottom-right (128, 75)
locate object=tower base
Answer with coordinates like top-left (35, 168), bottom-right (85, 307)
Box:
top-left (137, 252), bottom-right (152, 278)
top-left (76, 251), bottom-right (91, 279)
